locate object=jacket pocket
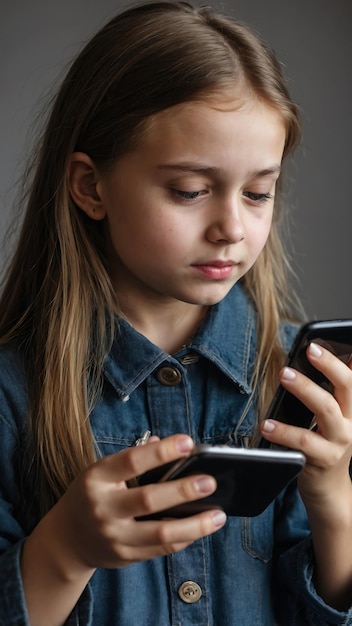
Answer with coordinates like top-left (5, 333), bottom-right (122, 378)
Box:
top-left (241, 504), bottom-right (274, 563)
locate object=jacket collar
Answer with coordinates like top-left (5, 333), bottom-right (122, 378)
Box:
top-left (104, 283), bottom-right (257, 401)
top-left (188, 282), bottom-right (256, 394)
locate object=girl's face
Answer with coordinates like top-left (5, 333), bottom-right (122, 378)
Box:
top-left (96, 91), bottom-right (286, 309)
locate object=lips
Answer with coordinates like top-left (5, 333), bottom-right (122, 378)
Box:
top-left (199, 260), bottom-right (235, 267)
top-left (193, 260), bottom-right (236, 280)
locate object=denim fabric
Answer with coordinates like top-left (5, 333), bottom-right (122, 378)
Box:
top-left (0, 283), bottom-right (351, 625)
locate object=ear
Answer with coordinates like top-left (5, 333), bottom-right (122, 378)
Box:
top-left (68, 152), bottom-right (106, 220)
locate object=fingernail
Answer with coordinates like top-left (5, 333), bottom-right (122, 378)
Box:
top-left (176, 436), bottom-right (194, 453)
top-left (308, 342), bottom-right (323, 358)
top-left (281, 367), bottom-right (296, 381)
top-left (194, 476), bottom-right (216, 494)
top-left (211, 510), bottom-right (227, 528)
top-left (262, 419), bottom-right (276, 433)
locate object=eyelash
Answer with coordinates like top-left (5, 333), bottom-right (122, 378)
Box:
top-left (171, 189), bottom-right (205, 201)
top-left (171, 189), bottom-right (274, 204)
top-left (243, 192), bottom-right (273, 204)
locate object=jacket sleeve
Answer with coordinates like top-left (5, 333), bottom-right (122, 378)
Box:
top-left (0, 413), bottom-right (93, 626)
top-left (273, 481), bottom-right (352, 625)
top-left (280, 535), bottom-right (352, 626)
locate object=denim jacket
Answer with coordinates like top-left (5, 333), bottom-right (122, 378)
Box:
top-left (0, 283), bottom-right (351, 625)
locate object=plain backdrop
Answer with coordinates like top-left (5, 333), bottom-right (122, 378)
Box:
top-left (1, 0), bottom-right (351, 319)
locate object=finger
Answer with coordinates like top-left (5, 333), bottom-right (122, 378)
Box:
top-left (278, 365), bottom-right (343, 441)
top-left (117, 473), bottom-right (217, 519)
top-left (115, 541), bottom-right (192, 567)
top-left (306, 343), bottom-right (352, 416)
top-left (278, 344), bottom-right (352, 442)
top-left (147, 436), bottom-right (161, 443)
top-left (261, 418), bottom-right (342, 466)
top-left (112, 509), bottom-right (227, 556)
top-left (97, 434), bottom-right (194, 484)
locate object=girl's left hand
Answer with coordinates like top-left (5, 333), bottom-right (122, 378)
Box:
top-left (261, 342), bottom-right (352, 513)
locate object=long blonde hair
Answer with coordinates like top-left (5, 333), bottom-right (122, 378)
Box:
top-left (0, 1), bottom-right (302, 515)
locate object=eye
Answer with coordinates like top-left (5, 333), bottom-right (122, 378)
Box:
top-left (171, 189), bottom-right (207, 202)
top-left (243, 191), bottom-right (273, 204)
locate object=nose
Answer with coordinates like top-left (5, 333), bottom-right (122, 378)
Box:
top-left (205, 196), bottom-right (245, 244)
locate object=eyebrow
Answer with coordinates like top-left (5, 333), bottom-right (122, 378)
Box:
top-left (156, 163), bottom-right (281, 177)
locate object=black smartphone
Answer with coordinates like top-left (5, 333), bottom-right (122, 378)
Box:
top-left (132, 444), bottom-right (305, 518)
top-left (258, 319), bottom-right (352, 448)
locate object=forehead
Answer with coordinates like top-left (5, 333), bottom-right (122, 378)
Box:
top-left (136, 88), bottom-right (286, 164)
top-left (141, 86), bottom-right (286, 145)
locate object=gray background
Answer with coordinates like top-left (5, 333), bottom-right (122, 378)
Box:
top-left (1, 0), bottom-right (351, 319)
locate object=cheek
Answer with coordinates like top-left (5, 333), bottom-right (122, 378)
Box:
top-left (248, 215), bottom-right (273, 252)
top-left (147, 213), bottom-right (196, 249)
top-left (108, 212), bottom-right (188, 262)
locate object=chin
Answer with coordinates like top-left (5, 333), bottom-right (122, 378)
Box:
top-left (180, 284), bottom-right (237, 306)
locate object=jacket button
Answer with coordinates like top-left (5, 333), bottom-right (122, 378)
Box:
top-left (156, 366), bottom-right (182, 386)
top-left (178, 581), bottom-right (202, 604)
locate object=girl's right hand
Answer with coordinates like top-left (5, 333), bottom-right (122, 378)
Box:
top-left (50, 434), bottom-right (227, 571)
top-left (21, 435), bottom-right (227, 626)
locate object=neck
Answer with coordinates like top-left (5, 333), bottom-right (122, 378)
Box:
top-left (119, 297), bottom-right (208, 354)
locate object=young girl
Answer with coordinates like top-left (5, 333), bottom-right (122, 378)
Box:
top-left (0, 2), bottom-right (352, 625)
